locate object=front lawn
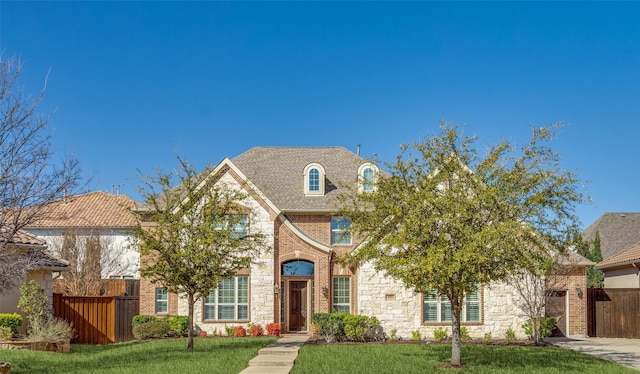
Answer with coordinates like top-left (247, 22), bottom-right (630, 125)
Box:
top-left (291, 342), bottom-right (636, 373)
top-left (0, 337), bottom-right (277, 374)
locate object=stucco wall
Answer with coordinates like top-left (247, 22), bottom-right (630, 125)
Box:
top-left (603, 267), bottom-right (640, 288)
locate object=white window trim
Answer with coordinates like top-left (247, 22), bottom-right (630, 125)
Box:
top-left (357, 163), bottom-right (379, 193)
top-left (303, 163), bottom-right (325, 196)
top-left (331, 216), bottom-right (352, 245)
top-left (423, 289), bottom-right (481, 323)
top-left (203, 276), bottom-right (249, 321)
top-left (155, 288), bottom-right (168, 314)
top-left (332, 276), bottom-right (351, 313)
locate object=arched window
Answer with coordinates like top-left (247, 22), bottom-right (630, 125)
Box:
top-left (304, 163), bottom-right (325, 196)
top-left (358, 163), bottom-right (378, 193)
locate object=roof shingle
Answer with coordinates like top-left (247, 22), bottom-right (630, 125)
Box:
top-left (582, 212), bottom-right (640, 260)
top-left (25, 191), bottom-right (139, 229)
top-left (231, 147), bottom-right (368, 212)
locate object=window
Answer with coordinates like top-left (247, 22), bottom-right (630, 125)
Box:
top-left (331, 216), bottom-right (351, 245)
top-left (204, 276), bottom-right (249, 321)
top-left (333, 276), bottom-right (350, 313)
top-left (215, 214), bottom-right (248, 239)
top-left (358, 163), bottom-right (378, 193)
top-left (303, 163), bottom-right (325, 196)
top-left (309, 168), bottom-right (320, 191)
top-left (423, 288), bottom-right (481, 323)
top-left (155, 288), bottom-right (168, 314)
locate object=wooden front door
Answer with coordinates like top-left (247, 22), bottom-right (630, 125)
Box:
top-left (289, 281), bottom-right (308, 332)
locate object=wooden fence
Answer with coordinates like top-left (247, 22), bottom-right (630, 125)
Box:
top-left (53, 279), bottom-right (140, 297)
top-left (53, 293), bottom-right (139, 344)
top-left (587, 288), bottom-right (640, 338)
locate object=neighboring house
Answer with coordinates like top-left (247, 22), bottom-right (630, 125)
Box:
top-left (0, 229), bottom-right (70, 333)
top-left (583, 213), bottom-right (640, 261)
top-left (595, 242), bottom-right (640, 288)
top-left (139, 146), bottom-right (591, 338)
top-left (23, 191), bottom-right (140, 279)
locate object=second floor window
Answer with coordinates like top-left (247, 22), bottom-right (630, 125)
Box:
top-left (331, 216), bottom-right (352, 245)
top-left (215, 214), bottom-right (248, 239)
top-left (309, 168), bottom-right (320, 191)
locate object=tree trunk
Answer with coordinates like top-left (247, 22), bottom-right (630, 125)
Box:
top-left (187, 293), bottom-right (194, 351)
top-left (450, 295), bottom-right (463, 367)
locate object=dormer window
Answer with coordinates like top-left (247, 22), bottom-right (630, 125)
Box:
top-left (358, 163), bottom-right (378, 193)
top-left (304, 163), bottom-right (325, 196)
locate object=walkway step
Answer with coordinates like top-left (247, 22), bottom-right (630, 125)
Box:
top-left (239, 334), bottom-right (310, 374)
top-left (248, 353), bottom-right (297, 366)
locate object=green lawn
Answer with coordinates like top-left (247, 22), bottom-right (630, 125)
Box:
top-left (291, 343), bottom-right (637, 374)
top-left (0, 337), bottom-right (277, 374)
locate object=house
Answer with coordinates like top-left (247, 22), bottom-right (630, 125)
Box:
top-left (23, 191), bottom-right (140, 280)
top-left (139, 146), bottom-right (592, 339)
top-left (594, 242), bottom-right (640, 288)
top-left (583, 213), bottom-right (640, 261)
top-left (0, 228), bottom-right (70, 333)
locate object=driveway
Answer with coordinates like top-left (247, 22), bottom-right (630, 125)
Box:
top-left (548, 337), bottom-right (640, 371)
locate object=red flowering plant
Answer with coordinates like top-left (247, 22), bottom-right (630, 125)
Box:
top-left (233, 326), bottom-right (246, 337)
top-left (249, 324), bottom-right (264, 337)
top-left (266, 323), bottom-right (282, 336)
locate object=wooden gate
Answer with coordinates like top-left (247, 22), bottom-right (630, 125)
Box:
top-left (53, 294), bottom-right (139, 344)
top-left (587, 288), bottom-right (640, 338)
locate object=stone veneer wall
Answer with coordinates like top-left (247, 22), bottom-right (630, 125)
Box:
top-left (176, 173), bottom-right (276, 334)
top-left (356, 261), bottom-right (529, 340)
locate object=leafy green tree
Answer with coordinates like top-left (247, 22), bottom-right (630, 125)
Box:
top-left (338, 122), bottom-right (585, 367)
top-left (586, 232), bottom-right (604, 288)
top-left (131, 156), bottom-right (267, 351)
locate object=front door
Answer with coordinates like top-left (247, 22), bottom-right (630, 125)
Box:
top-left (289, 281), bottom-right (308, 332)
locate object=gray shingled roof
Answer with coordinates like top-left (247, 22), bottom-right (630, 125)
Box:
top-left (231, 147), bottom-right (368, 212)
top-left (583, 212), bottom-right (640, 260)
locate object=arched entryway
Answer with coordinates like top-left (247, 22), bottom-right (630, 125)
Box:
top-left (281, 260), bottom-right (314, 333)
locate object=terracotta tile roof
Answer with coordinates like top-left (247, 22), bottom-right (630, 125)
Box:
top-left (0, 227), bottom-right (47, 246)
top-left (231, 147), bottom-right (368, 212)
top-left (595, 241), bottom-right (640, 270)
top-left (583, 212), bottom-right (640, 261)
top-left (25, 191), bottom-right (139, 229)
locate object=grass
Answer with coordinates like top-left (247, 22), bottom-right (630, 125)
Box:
top-left (0, 337), bottom-right (277, 374)
top-left (290, 343), bottom-right (637, 374)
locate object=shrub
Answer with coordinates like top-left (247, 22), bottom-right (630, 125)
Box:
top-left (343, 314), bottom-right (379, 342)
top-left (166, 315), bottom-right (189, 336)
top-left (505, 327), bottom-right (516, 341)
top-left (133, 321), bottom-right (171, 339)
top-left (266, 323), bottom-right (281, 336)
top-left (433, 327), bottom-right (447, 341)
top-left (18, 280), bottom-right (52, 332)
top-left (0, 326), bottom-right (12, 340)
top-left (483, 332), bottom-right (492, 341)
top-left (523, 317), bottom-right (556, 341)
top-left (199, 330), bottom-right (207, 338)
top-left (233, 326), bottom-right (246, 337)
top-left (28, 318), bottom-right (75, 343)
top-left (460, 326), bottom-right (471, 341)
top-left (0, 313), bottom-right (22, 334)
top-left (389, 328), bottom-right (398, 341)
top-left (411, 330), bottom-right (422, 341)
top-left (249, 324), bottom-right (264, 337)
top-left (132, 315), bottom-right (157, 327)
top-left (312, 312), bottom-right (347, 342)
top-left (225, 324), bottom-right (234, 336)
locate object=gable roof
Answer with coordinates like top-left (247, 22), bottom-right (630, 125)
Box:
top-left (231, 147), bottom-right (368, 212)
top-left (25, 191), bottom-right (139, 229)
top-left (582, 212), bottom-right (640, 260)
top-left (595, 241), bottom-right (640, 270)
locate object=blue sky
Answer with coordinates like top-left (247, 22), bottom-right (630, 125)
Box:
top-left (1, 1), bottom-right (638, 229)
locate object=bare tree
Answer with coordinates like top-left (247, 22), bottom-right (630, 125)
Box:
top-left (0, 55), bottom-right (81, 294)
top-left (48, 230), bottom-right (135, 296)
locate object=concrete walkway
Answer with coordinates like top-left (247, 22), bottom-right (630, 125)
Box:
top-left (239, 334), bottom-right (310, 374)
top-left (548, 337), bottom-right (640, 371)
